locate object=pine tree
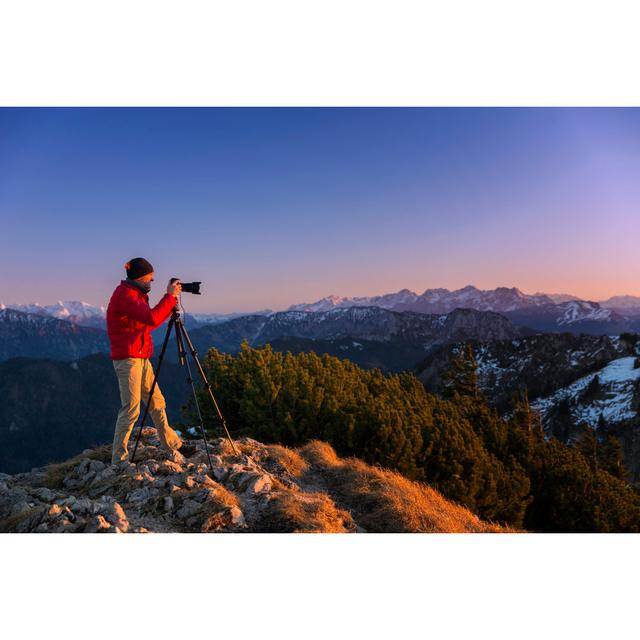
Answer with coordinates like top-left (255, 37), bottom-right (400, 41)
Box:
top-left (598, 425), bottom-right (627, 481)
top-left (442, 343), bottom-right (479, 400)
top-left (512, 387), bottom-right (533, 434)
top-left (583, 375), bottom-right (601, 400)
top-left (576, 424), bottom-right (598, 472)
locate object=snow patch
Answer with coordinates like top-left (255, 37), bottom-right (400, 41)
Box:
top-left (531, 357), bottom-right (640, 427)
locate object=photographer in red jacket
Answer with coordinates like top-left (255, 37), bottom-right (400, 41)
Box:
top-left (107, 257), bottom-right (194, 466)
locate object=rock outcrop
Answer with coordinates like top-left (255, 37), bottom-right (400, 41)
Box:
top-left (0, 428), bottom-right (511, 533)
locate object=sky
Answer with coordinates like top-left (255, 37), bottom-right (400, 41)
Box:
top-left (0, 107), bottom-right (639, 313)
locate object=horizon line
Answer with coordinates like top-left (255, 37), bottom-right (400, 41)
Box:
top-left (2, 282), bottom-right (639, 316)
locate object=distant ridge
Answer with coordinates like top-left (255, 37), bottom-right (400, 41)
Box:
top-left (163, 306), bottom-right (523, 361)
top-left (0, 308), bottom-right (109, 361)
top-left (287, 286), bottom-right (640, 334)
top-left (4, 285), bottom-right (640, 338)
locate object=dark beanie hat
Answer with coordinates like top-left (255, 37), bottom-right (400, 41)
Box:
top-left (124, 257), bottom-right (154, 280)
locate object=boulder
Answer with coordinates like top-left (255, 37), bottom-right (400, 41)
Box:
top-left (85, 514), bottom-right (112, 533)
top-left (200, 505), bottom-right (246, 532)
top-left (142, 461), bottom-right (160, 475)
top-left (127, 487), bottom-right (153, 504)
top-left (194, 474), bottom-right (219, 489)
top-left (225, 469), bottom-right (272, 495)
top-left (10, 500), bottom-right (31, 518)
top-left (246, 474), bottom-right (273, 495)
top-left (57, 496), bottom-right (78, 509)
top-left (211, 466), bottom-right (228, 482)
top-left (72, 497), bottom-right (93, 513)
top-left (87, 460), bottom-right (106, 475)
top-left (100, 499), bottom-right (129, 532)
top-left (165, 449), bottom-right (186, 466)
top-left (48, 503), bottom-right (63, 518)
top-left (158, 460), bottom-right (183, 475)
top-left (31, 487), bottom-right (56, 502)
top-left (230, 506), bottom-right (245, 526)
top-left (152, 476), bottom-right (169, 489)
top-left (176, 498), bottom-right (202, 519)
top-left (15, 506), bottom-right (48, 533)
top-left (51, 519), bottom-right (78, 533)
top-left (88, 467), bottom-right (119, 495)
top-left (116, 461), bottom-right (137, 475)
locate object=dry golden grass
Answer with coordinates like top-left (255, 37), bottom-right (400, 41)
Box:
top-left (41, 444), bottom-right (111, 489)
top-left (297, 440), bottom-right (339, 468)
top-left (262, 443), bottom-right (310, 477)
top-left (261, 491), bottom-right (356, 533)
top-left (294, 440), bottom-right (516, 533)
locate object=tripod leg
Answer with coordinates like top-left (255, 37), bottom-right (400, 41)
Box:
top-left (175, 323), bottom-right (215, 471)
top-left (177, 321), bottom-right (239, 456)
top-left (130, 315), bottom-right (175, 464)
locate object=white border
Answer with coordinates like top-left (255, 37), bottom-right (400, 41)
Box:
top-left (0, 1), bottom-right (639, 106)
top-left (1, 533), bottom-right (639, 638)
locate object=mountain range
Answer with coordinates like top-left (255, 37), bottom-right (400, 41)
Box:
top-left (0, 304), bottom-right (523, 369)
top-left (0, 300), bottom-right (270, 329)
top-left (0, 308), bottom-right (110, 361)
top-left (159, 306), bottom-right (524, 366)
top-left (4, 285), bottom-right (640, 334)
top-left (288, 286), bottom-right (640, 316)
top-left (0, 301), bottom-right (107, 329)
top-left (288, 286), bottom-right (640, 334)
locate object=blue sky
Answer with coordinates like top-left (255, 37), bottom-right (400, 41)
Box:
top-left (1, 107), bottom-right (639, 312)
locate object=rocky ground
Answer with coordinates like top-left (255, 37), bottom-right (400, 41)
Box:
top-left (0, 428), bottom-right (511, 533)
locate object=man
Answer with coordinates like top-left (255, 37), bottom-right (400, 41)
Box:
top-left (106, 257), bottom-right (195, 465)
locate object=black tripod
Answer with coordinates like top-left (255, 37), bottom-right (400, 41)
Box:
top-left (130, 306), bottom-right (239, 470)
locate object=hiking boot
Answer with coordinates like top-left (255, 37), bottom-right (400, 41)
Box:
top-left (177, 443), bottom-right (198, 459)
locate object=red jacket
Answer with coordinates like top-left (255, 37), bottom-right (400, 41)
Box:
top-left (106, 280), bottom-right (177, 360)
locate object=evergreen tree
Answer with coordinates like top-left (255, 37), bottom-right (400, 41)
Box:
top-left (511, 387), bottom-right (534, 434)
top-left (442, 343), bottom-right (479, 400)
top-left (583, 375), bottom-right (601, 400)
top-left (598, 433), bottom-right (627, 480)
top-left (576, 423), bottom-right (599, 472)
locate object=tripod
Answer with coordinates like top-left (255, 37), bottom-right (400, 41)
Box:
top-left (130, 306), bottom-right (239, 470)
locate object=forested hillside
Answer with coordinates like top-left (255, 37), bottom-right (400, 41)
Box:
top-left (187, 342), bottom-right (640, 532)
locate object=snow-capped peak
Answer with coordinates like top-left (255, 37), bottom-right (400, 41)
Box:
top-left (0, 300), bottom-right (107, 327)
top-left (45, 300), bottom-right (106, 320)
top-left (556, 300), bottom-right (613, 325)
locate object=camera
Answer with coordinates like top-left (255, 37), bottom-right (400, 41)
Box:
top-left (171, 278), bottom-right (202, 295)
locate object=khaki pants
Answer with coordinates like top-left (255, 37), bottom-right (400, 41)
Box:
top-left (112, 357), bottom-right (182, 464)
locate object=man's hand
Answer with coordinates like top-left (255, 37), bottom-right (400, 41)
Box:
top-left (167, 279), bottom-right (182, 298)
